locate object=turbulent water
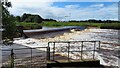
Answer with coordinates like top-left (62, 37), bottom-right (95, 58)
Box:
top-left (70, 29), bottom-right (119, 67)
top-left (2, 28), bottom-right (120, 67)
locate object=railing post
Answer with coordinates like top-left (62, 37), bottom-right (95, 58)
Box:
top-left (93, 41), bottom-right (96, 60)
top-left (68, 42), bottom-right (70, 62)
top-left (99, 41), bottom-right (101, 50)
top-left (31, 48), bottom-right (32, 68)
top-left (53, 42), bottom-right (55, 61)
top-left (10, 49), bottom-right (14, 68)
top-left (47, 43), bottom-right (50, 61)
top-left (81, 41), bottom-right (83, 60)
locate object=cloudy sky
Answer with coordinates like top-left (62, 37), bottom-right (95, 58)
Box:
top-left (9, 0), bottom-right (118, 21)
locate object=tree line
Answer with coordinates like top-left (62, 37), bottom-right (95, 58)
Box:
top-left (16, 13), bottom-right (43, 23)
top-left (15, 13), bottom-right (119, 23)
top-left (69, 19), bottom-right (119, 23)
top-left (15, 13), bottom-right (57, 23)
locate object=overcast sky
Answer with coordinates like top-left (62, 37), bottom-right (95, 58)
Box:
top-left (9, 0), bottom-right (119, 21)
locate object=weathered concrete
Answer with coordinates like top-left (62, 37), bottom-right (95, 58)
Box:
top-left (23, 26), bottom-right (85, 38)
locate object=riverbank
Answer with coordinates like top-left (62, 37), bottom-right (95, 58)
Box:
top-left (16, 22), bottom-right (120, 30)
top-left (13, 28), bottom-right (119, 67)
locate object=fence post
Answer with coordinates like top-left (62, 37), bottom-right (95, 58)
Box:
top-left (10, 49), bottom-right (14, 68)
top-left (99, 41), bottom-right (101, 50)
top-left (81, 41), bottom-right (83, 60)
top-left (93, 41), bottom-right (96, 60)
top-left (47, 43), bottom-right (50, 61)
top-left (68, 42), bottom-right (70, 62)
top-left (53, 42), bottom-right (55, 61)
top-left (30, 48), bottom-right (32, 68)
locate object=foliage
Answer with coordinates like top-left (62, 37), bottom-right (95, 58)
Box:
top-left (18, 13), bottom-right (43, 23)
top-left (43, 19), bottom-right (57, 22)
top-left (15, 16), bottom-right (21, 22)
top-left (2, 1), bottom-right (17, 40)
top-left (34, 15), bottom-right (42, 23)
top-left (16, 22), bottom-right (42, 30)
top-left (69, 19), bottom-right (119, 23)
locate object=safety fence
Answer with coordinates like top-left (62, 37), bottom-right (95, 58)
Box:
top-left (47, 41), bottom-right (101, 62)
top-left (1, 41), bottom-right (101, 68)
top-left (1, 47), bottom-right (48, 68)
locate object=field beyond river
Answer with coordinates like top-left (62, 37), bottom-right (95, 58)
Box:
top-left (16, 21), bottom-right (120, 30)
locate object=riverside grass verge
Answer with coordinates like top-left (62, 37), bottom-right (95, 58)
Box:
top-left (16, 21), bottom-right (120, 29)
top-left (16, 22), bottom-right (43, 30)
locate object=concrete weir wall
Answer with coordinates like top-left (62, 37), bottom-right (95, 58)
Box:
top-left (23, 28), bottom-right (72, 38)
top-left (23, 26), bottom-right (84, 38)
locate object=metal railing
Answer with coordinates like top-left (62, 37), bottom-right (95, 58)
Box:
top-left (1, 41), bottom-right (101, 68)
top-left (2, 47), bottom-right (48, 68)
top-left (47, 41), bottom-right (101, 62)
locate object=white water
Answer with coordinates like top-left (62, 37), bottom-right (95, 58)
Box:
top-left (12, 28), bottom-right (120, 67)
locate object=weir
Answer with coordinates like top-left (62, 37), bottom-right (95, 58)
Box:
top-left (23, 26), bottom-right (85, 38)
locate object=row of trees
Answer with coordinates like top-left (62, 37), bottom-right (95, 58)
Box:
top-left (15, 13), bottom-right (58, 23)
top-left (69, 19), bottom-right (119, 23)
top-left (16, 13), bottom-right (43, 23)
top-left (16, 14), bottom-right (119, 23)
top-left (43, 19), bottom-right (57, 22)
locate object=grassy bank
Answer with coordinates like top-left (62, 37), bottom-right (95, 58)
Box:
top-left (16, 22), bottom-right (42, 29)
top-left (43, 21), bottom-right (120, 29)
top-left (16, 21), bottom-right (120, 29)
top-left (43, 21), bottom-right (102, 27)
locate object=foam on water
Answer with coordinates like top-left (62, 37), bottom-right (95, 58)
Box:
top-left (11, 28), bottom-right (120, 67)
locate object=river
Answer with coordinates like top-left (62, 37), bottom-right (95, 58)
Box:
top-left (1, 27), bottom-right (120, 68)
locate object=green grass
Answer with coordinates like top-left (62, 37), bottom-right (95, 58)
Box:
top-left (16, 21), bottom-right (120, 29)
top-left (16, 22), bottom-right (42, 26)
top-left (43, 21), bottom-right (88, 26)
top-left (16, 22), bottom-right (42, 29)
top-left (43, 21), bottom-right (120, 29)
top-left (100, 23), bottom-right (120, 29)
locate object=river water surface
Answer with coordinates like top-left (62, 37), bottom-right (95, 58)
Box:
top-left (1, 28), bottom-right (120, 67)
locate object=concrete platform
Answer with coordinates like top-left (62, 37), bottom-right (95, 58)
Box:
top-left (47, 60), bottom-right (100, 68)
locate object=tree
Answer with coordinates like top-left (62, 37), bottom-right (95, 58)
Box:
top-left (21, 13), bottom-right (27, 22)
top-left (20, 13), bottom-right (43, 23)
top-left (1, 0), bottom-right (16, 40)
top-left (24, 16), bottom-right (33, 22)
top-left (44, 19), bottom-right (57, 22)
top-left (33, 15), bottom-right (42, 23)
top-left (15, 16), bottom-right (21, 22)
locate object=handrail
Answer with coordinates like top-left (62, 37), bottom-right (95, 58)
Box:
top-left (48, 41), bottom-right (101, 61)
